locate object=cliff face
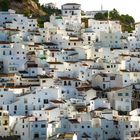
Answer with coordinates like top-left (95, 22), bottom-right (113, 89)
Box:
top-left (0, 0), bottom-right (46, 17)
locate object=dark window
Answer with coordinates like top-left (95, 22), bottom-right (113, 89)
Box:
top-left (110, 76), bottom-right (115, 80)
top-left (126, 125), bottom-right (128, 128)
top-left (35, 124), bottom-right (38, 128)
top-left (105, 132), bottom-right (108, 134)
top-left (0, 95), bottom-right (3, 97)
top-left (68, 81), bottom-right (71, 85)
top-left (9, 51), bottom-right (12, 55)
top-left (7, 105), bottom-right (9, 111)
top-left (88, 36), bottom-right (91, 41)
top-left (14, 105), bottom-right (17, 110)
top-left (103, 84), bottom-right (106, 89)
top-left (41, 124), bottom-right (46, 128)
top-left (44, 99), bottom-right (48, 104)
top-left (64, 81), bottom-right (67, 86)
top-left (3, 51), bottom-right (5, 55)
top-left (34, 133), bottom-right (39, 138)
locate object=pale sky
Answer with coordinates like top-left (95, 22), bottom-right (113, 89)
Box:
top-left (39, 0), bottom-right (140, 22)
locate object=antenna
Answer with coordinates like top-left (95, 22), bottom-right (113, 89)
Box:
top-left (101, 4), bottom-right (103, 11)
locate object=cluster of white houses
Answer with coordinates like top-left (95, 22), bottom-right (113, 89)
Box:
top-left (0, 3), bottom-right (140, 140)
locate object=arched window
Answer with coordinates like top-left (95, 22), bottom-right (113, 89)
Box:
top-left (64, 81), bottom-right (67, 86)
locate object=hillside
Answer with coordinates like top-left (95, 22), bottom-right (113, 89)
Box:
top-left (0, 0), bottom-right (46, 17)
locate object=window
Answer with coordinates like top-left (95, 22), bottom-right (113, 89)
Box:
top-left (34, 133), bottom-right (39, 138)
top-left (35, 124), bottom-right (38, 128)
top-left (44, 99), bottom-right (48, 104)
top-left (82, 126), bottom-right (84, 128)
top-left (24, 98), bottom-right (27, 104)
top-left (0, 95), bottom-right (3, 97)
top-left (103, 84), bottom-right (106, 89)
top-left (38, 98), bottom-right (40, 102)
top-left (64, 81), bottom-right (67, 86)
top-left (110, 76), bottom-right (115, 80)
top-left (25, 105), bottom-right (28, 110)
top-left (125, 93), bottom-right (129, 96)
top-left (9, 51), bottom-right (12, 55)
top-left (68, 81), bottom-right (71, 85)
top-left (118, 93), bottom-right (123, 96)
top-left (7, 105), bottom-right (9, 110)
top-left (3, 51), bottom-right (5, 55)
top-left (14, 105), bottom-right (17, 110)
top-left (88, 36), bottom-right (91, 41)
top-left (126, 125), bottom-right (128, 128)
top-left (41, 124), bottom-right (46, 128)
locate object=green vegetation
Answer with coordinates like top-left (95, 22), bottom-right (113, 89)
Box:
top-left (41, 6), bottom-right (61, 17)
top-left (81, 18), bottom-right (89, 28)
top-left (37, 17), bottom-right (46, 28)
top-left (0, 0), bottom-right (10, 11)
top-left (36, 6), bottom-right (61, 28)
top-left (94, 12), bottom-right (108, 20)
top-left (94, 9), bottom-right (135, 32)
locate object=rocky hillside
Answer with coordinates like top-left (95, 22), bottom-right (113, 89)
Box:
top-left (0, 0), bottom-right (46, 17)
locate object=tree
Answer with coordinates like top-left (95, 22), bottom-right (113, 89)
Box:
top-left (109, 8), bottom-right (120, 20)
top-left (1, 0), bottom-right (10, 11)
top-left (120, 14), bottom-right (135, 32)
top-left (94, 12), bottom-right (106, 20)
